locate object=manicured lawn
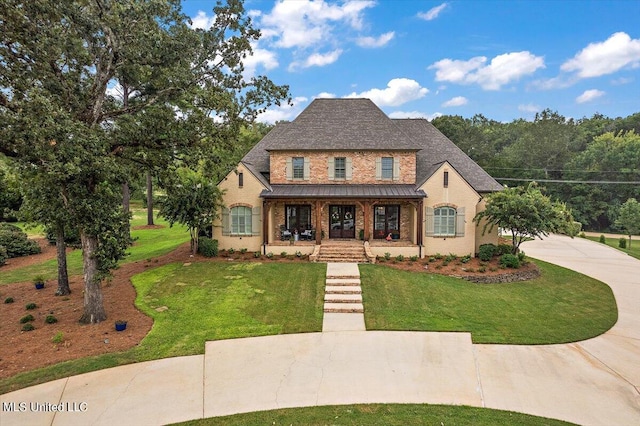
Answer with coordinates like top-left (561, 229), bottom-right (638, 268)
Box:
top-left (585, 236), bottom-right (640, 260)
top-left (0, 213), bottom-right (190, 285)
top-left (0, 262), bottom-right (326, 394)
top-left (361, 260), bottom-right (617, 344)
top-left (174, 404), bottom-right (574, 426)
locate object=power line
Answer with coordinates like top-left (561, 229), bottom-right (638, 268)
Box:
top-left (495, 177), bottom-right (640, 184)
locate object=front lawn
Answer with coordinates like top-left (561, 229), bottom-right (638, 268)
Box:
top-left (585, 235), bottom-right (640, 260)
top-left (175, 403), bottom-right (574, 426)
top-left (361, 259), bottom-right (617, 344)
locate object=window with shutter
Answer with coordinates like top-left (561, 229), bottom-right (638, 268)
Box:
top-left (230, 206), bottom-right (252, 235)
top-left (252, 206), bottom-right (261, 236)
top-left (221, 207), bottom-right (230, 236)
top-left (292, 157), bottom-right (304, 179)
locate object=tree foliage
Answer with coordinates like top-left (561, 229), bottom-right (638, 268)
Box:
top-left (0, 0), bottom-right (288, 323)
top-left (474, 183), bottom-right (573, 254)
top-left (615, 198), bottom-right (640, 248)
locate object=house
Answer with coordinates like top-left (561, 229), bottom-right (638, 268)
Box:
top-left (213, 98), bottom-right (502, 260)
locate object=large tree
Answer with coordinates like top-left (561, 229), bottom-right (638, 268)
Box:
top-left (0, 0), bottom-right (288, 323)
top-left (616, 198), bottom-right (640, 248)
top-left (474, 183), bottom-right (573, 254)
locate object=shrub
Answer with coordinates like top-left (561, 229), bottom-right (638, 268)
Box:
top-left (197, 237), bottom-right (218, 257)
top-left (20, 314), bottom-right (35, 324)
top-left (4, 297), bottom-right (14, 304)
top-left (445, 253), bottom-right (457, 262)
top-left (428, 256), bottom-right (436, 262)
top-left (461, 254), bottom-right (472, 264)
top-left (45, 315), bottom-right (58, 324)
top-left (579, 232), bottom-right (586, 238)
top-left (22, 323), bottom-right (35, 332)
top-left (280, 251), bottom-right (288, 257)
top-left (478, 266), bottom-right (487, 273)
top-left (517, 251), bottom-right (526, 262)
top-left (0, 245), bottom-right (7, 266)
top-left (434, 253), bottom-right (443, 260)
top-left (478, 244), bottom-right (496, 261)
top-left (384, 252), bottom-right (391, 261)
top-left (52, 332), bottom-right (64, 344)
top-left (599, 234), bottom-right (606, 244)
top-left (0, 224), bottom-right (41, 258)
top-left (254, 251), bottom-right (260, 258)
top-left (239, 248), bottom-right (247, 254)
top-left (499, 254), bottom-right (520, 269)
top-left (409, 255), bottom-right (418, 262)
top-left (266, 252), bottom-right (274, 259)
top-left (295, 251), bottom-right (302, 258)
top-left (619, 238), bottom-right (627, 249)
top-left (497, 244), bottom-right (513, 255)
top-left (395, 254), bottom-right (405, 262)
top-left (227, 247), bottom-right (235, 255)
top-left (25, 302), bottom-right (37, 310)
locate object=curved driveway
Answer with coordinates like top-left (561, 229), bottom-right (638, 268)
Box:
top-left (1, 235), bottom-right (639, 425)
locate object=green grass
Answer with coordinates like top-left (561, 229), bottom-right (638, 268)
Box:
top-left (0, 262), bottom-right (325, 394)
top-left (361, 260), bottom-right (617, 344)
top-left (585, 235), bottom-right (640, 260)
top-left (0, 213), bottom-right (190, 285)
top-left (174, 403), bottom-right (575, 426)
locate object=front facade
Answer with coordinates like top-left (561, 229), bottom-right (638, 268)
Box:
top-left (214, 99), bottom-right (502, 258)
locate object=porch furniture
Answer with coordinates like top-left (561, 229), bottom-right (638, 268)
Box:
top-left (300, 229), bottom-right (315, 241)
top-left (280, 225), bottom-right (292, 241)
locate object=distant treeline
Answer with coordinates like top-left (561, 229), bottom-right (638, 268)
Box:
top-left (431, 110), bottom-right (640, 231)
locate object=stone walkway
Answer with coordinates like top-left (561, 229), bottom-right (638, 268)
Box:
top-left (322, 262), bottom-right (365, 332)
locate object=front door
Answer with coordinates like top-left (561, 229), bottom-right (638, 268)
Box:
top-left (329, 205), bottom-right (355, 239)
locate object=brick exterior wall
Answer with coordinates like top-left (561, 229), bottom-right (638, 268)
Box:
top-left (269, 150), bottom-right (416, 184)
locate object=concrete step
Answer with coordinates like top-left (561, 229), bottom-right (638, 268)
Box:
top-left (325, 285), bottom-right (362, 294)
top-left (324, 293), bottom-right (363, 303)
top-left (325, 278), bottom-right (361, 286)
top-left (323, 302), bottom-right (364, 313)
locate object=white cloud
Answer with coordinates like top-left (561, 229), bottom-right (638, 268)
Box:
top-left (576, 89), bottom-right (605, 104)
top-left (442, 96), bottom-right (468, 107)
top-left (260, 0), bottom-right (375, 49)
top-left (257, 96), bottom-right (308, 124)
top-left (356, 31), bottom-right (395, 48)
top-left (518, 103), bottom-right (541, 113)
top-left (243, 44), bottom-right (279, 78)
top-left (346, 78), bottom-right (429, 107)
top-left (190, 11), bottom-right (216, 30)
top-left (417, 3), bottom-right (448, 21)
top-left (389, 110), bottom-right (442, 121)
top-left (561, 32), bottom-right (640, 78)
top-left (430, 51), bottom-right (545, 90)
top-left (288, 49), bottom-right (343, 71)
top-left (316, 92), bottom-right (337, 98)
top-left (611, 76), bottom-right (633, 85)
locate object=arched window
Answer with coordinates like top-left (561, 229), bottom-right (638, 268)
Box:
top-left (434, 207), bottom-right (456, 236)
top-left (231, 206), bottom-right (252, 235)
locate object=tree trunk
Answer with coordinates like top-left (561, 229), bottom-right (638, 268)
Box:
top-left (122, 181), bottom-right (130, 213)
top-left (78, 231), bottom-right (107, 324)
top-left (55, 224), bottom-right (70, 296)
top-left (146, 171), bottom-right (154, 226)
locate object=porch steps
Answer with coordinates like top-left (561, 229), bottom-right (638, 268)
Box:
top-left (316, 243), bottom-right (369, 263)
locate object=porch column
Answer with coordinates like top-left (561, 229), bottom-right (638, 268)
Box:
top-left (315, 200), bottom-right (322, 245)
top-left (363, 200), bottom-right (371, 241)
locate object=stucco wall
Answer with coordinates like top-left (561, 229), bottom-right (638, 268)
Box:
top-left (269, 150), bottom-right (416, 184)
top-left (213, 164), bottom-right (265, 251)
top-left (420, 163), bottom-right (490, 256)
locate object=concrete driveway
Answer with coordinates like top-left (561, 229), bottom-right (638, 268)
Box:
top-left (1, 235), bottom-right (639, 425)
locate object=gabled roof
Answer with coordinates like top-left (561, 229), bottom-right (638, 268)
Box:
top-left (261, 98), bottom-right (421, 151)
top-left (240, 98), bottom-right (502, 194)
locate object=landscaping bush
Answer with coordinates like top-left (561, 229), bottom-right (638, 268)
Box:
top-left (20, 314), bottom-right (35, 324)
top-left (478, 244), bottom-right (496, 261)
top-left (497, 243), bottom-right (513, 255)
top-left (22, 323), bottom-right (35, 332)
top-left (599, 234), bottom-right (606, 244)
top-left (619, 238), bottom-right (627, 249)
top-left (0, 245), bottom-right (7, 266)
top-left (254, 251), bottom-right (260, 258)
top-left (45, 315), bottom-right (58, 324)
top-left (461, 254), bottom-right (472, 264)
top-left (384, 252), bottom-right (391, 261)
top-left (0, 223), bottom-right (41, 258)
top-left (395, 254), bottom-right (405, 262)
top-left (25, 302), bottom-right (37, 310)
top-left (409, 255), bottom-right (418, 262)
top-left (4, 296), bottom-right (14, 304)
top-left (499, 254), bottom-right (520, 269)
top-left (197, 237), bottom-right (218, 257)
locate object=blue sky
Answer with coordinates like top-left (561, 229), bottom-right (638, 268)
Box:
top-left (181, 0), bottom-right (640, 123)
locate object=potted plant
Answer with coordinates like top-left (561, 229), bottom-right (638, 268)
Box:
top-left (115, 320), bottom-right (127, 331)
top-left (33, 275), bottom-right (45, 290)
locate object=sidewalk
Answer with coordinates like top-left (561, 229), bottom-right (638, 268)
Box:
top-left (1, 238), bottom-right (639, 425)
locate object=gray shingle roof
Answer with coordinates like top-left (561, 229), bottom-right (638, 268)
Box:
top-left (240, 98), bottom-right (502, 194)
top-left (261, 184), bottom-right (426, 199)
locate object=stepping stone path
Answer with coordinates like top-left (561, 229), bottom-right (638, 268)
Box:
top-left (322, 263), bottom-right (366, 332)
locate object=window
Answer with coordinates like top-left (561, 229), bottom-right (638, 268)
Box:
top-left (231, 206), bottom-right (252, 235)
top-left (334, 157), bottom-right (346, 179)
top-left (286, 205), bottom-right (311, 232)
top-left (292, 157), bottom-right (304, 179)
top-left (381, 157), bottom-right (393, 179)
top-left (434, 207), bottom-right (456, 236)
top-left (238, 172), bottom-right (244, 188)
top-left (373, 205), bottom-right (400, 239)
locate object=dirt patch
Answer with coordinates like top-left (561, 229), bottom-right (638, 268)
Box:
top-left (0, 245), bottom-right (536, 381)
top-left (131, 224), bottom-right (165, 230)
